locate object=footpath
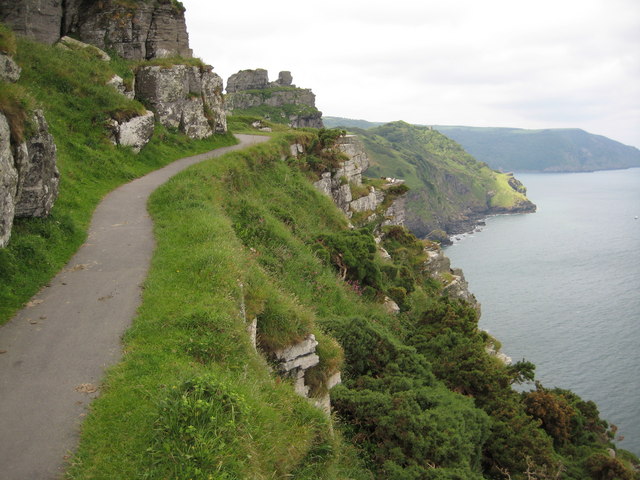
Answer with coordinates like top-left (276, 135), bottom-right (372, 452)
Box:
top-left (0, 135), bottom-right (268, 479)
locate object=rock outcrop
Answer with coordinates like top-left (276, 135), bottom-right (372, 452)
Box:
top-left (311, 136), bottom-right (407, 226)
top-left (273, 334), bottom-right (341, 414)
top-left (135, 64), bottom-right (226, 138)
top-left (225, 69), bottom-right (323, 129)
top-left (0, 110), bottom-right (59, 247)
top-left (0, 52), bottom-right (59, 248)
top-left (422, 245), bottom-right (479, 309)
top-left (1, 0), bottom-right (192, 60)
top-left (108, 110), bottom-right (155, 153)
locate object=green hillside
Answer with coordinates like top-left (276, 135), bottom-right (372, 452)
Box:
top-left (354, 121), bottom-right (535, 239)
top-left (2, 28), bottom-right (639, 480)
top-left (434, 126), bottom-right (640, 172)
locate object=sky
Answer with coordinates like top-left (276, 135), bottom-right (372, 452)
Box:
top-left (183, 0), bottom-right (640, 148)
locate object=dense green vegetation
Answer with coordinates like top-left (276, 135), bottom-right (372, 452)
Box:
top-left (353, 121), bottom-right (534, 238)
top-left (433, 126), bottom-right (640, 172)
top-left (0, 35), bottom-right (236, 324)
top-left (3, 31), bottom-right (638, 480)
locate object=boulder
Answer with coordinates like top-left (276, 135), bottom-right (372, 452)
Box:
top-left (135, 64), bottom-right (226, 138)
top-left (226, 68), bottom-right (269, 93)
top-left (0, 53), bottom-right (21, 83)
top-left (109, 110), bottom-right (155, 153)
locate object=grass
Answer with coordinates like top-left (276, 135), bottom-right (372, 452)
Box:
top-left (66, 138), bottom-right (372, 479)
top-left (0, 36), bottom-right (237, 324)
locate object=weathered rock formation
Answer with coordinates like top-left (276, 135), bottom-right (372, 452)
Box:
top-left (0, 52), bottom-right (59, 248)
top-left (55, 35), bottom-right (111, 61)
top-left (108, 110), bottom-right (155, 153)
top-left (0, 110), bottom-right (59, 247)
top-left (422, 245), bottom-right (479, 309)
top-left (311, 135), bottom-right (406, 226)
top-left (273, 334), bottom-right (341, 414)
top-left (225, 69), bottom-right (323, 129)
top-left (135, 64), bottom-right (226, 138)
top-left (0, 0), bottom-right (192, 60)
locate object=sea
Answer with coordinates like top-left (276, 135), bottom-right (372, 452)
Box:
top-left (443, 167), bottom-right (640, 456)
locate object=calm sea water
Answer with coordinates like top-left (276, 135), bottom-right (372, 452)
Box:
top-left (444, 168), bottom-right (640, 455)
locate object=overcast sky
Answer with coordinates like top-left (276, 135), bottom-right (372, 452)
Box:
top-left (184, 0), bottom-right (640, 148)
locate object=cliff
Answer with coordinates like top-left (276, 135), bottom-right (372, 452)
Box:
top-left (354, 121), bottom-right (536, 239)
top-left (225, 69), bottom-right (323, 128)
top-left (0, 0), bottom-right (192, 60)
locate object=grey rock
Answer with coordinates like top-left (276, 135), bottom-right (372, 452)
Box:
top-left (275, 70), bottom-right (292, 86)
top-left (226, 68), bottom-right (269, 93)
top-left (110, 110), bottom-right (155, 153)
top-left (135, 64), bottom-right (226, 138)
top-left (350, 189), bottom-right (383, 213)
top-left (382, 197), bottom-right (406, 227)
top-left (0, 0), bottom-right (63, 45)
top-left (0, 53), bottom-right (21, 83)
top-left (71, 1), bottom-right (192, 61)
top-left (246, 318), bottom-right (257, 351)
top-left (383, 296), bottom-right (400, 314)
top-left (0, 113), bottom-right (18, 248)
top-left (275, 334), bottom-right (318, 364)
top-left (14, 110), bottom-right (59, 218)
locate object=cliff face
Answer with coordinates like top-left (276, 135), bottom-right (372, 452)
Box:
top-left (0, 0), bottom-right (192, 60)
top-left (225, 69), bottom-right (323, 129)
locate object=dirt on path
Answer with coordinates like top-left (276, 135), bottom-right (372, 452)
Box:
top-left (0, 134), bottom-right (269, 479)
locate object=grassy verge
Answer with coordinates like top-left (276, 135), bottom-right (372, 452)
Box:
top-left (66, 137), bottom-right (371, 479)
top-left (0, 37), bottom-right (237, 324)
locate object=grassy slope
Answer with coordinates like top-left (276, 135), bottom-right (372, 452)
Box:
top-left (0, 37), bottom-right (236, 324)
top-left (353, 121), bottom-right (533, 237)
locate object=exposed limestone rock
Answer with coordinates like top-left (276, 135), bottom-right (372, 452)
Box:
top-left (312, 136), bottom-right (407, 226)
top-left (55, 36), bottom-right (110, 61)
top-left (108, 110), bottom-right (155, 153)
top-left (0, 53), bottom-right (21, 83)
top-left (135, 64), bottom-right (226, 138)
top-left (0, 109), bottom-right (59, 247)
top-left (0, 113), bottom-right (18, 248)
top-left (14, 110), bottom-right (59, 218)
top-left (382, 196), bottom-right (406, 227)
top-left (274, 334), bottom-right (320, 372)
top-left (226, 68), bottom-right (269, 93)
top-left (422, 246), bottom-right (480, 310)
top-left (246, 318), bottom-right (257, 350)
top-left (383, 296), bottom-right (400, 314)
top-left (0, 0), bottom-right (63, 45)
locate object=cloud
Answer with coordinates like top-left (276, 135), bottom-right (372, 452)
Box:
top-left (183, 0), bottom-right (640, 147)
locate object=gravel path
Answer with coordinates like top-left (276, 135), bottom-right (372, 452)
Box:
top-left (0, 134), bottom-right (268, 479)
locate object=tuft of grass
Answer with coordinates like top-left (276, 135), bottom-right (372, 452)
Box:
top-left (0, 23), bottom-right (16, 56)
top-left (0, 82), bottom-right (36, 143)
